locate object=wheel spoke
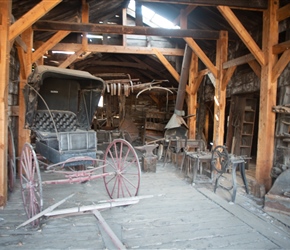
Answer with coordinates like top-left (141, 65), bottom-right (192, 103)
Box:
top-left (103, 139), bottom-right (141, 199)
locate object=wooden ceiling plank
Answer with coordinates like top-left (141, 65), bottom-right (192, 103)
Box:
top-left (184, 37), bottom-right (218, 78)
top-left (137, 0), bottom-right (268, 10)
top-left (272, 40), bottom-right (290, 54)
top-left (223, 53), bottom-right (255, 69)
top-left (9, 0), bottom-right (62, 41)
top-left (153, 48), bottom-right (180, 82)
top-left (217, 5), bottom-right (265, 66)
top-left (52, 43), bottom-right (185, 56)
top-left (59, 49), bottom-right (84, 68)
top-left (32, 31), bottom-right (70, 63)
top-left (277, 3), bottom-right (290, 22)
top-left (272, 49), bottom-right (290, 83)
top-left (33, 20), bottom-right (220, 40)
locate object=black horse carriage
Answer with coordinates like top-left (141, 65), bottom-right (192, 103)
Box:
top-left (20, 66), bottom-right (141, 226)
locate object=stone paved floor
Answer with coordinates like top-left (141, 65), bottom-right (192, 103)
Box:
top-left (1, 161), bottom-right (290, 249)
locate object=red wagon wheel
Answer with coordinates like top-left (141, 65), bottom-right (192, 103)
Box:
top-left (20, 143), bottom-right (43, 227)
top-left (103, 139), bottom-right (141, 199)
top-left (8, 126), bottom-right (16, 192)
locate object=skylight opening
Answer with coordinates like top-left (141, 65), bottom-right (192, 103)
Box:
top-left (128, 0), bottom-right (180, 29)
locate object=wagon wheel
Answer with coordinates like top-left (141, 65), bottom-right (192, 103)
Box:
top-left (7, 126), bottom-right (16, 192)
top-left (20, 143), bottom-right (43, 227)
top-left (211, 145), bottom-right (229, 174)
top-left (103, 139), bottom-right (141, 199)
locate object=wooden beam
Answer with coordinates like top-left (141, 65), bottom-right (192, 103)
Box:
top-left (217, 6), bottom-right (265, 66)
top-left (32, 31), bottom-right (70, 63)
top-left (152, 48), bottom-right (180, 82)
top-left (0, 0), bottom-right (11, 207)
top-left (9, 0), bottom-right (61, 41)
top-left (272, 49), bottom-right (290, 83)
top-left (277, 3), bottom-right (290, 21)
top-left (184, 37), bottom-right (218, 78)
top-left (256, 0), bottom-right (279, 191)
top-left (59, 49), bottom-right (84, 68)
top-left (272, 40), bottom-right (290, 54)
top-left (33, 20), bottom-right (221, 40)
top-left (18, 28), bottom-right (33, 164)
top-left (213, 30), bottom-right (228, 147)
top-left (52, 43), bottom-right (184, 56)
top-left (222, 66), bottom-right (236, 90)
top-left (223, 53), bottom-right (255, 69)
top-left (248, 60), bottom-right (261, 78)
top-left (122, 8), bottom-right (127, 46)
top-left (14, 36), bottom-right (27, 52)
top-left (173, 5), bottom-right (197, 25)
top-left (137, 0), bottom-right (268, 10)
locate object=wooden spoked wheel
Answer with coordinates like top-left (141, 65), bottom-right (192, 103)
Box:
top-left (211, 145), bottom-right (230, 174)
top-left (103, 139), bottom-right (141, 199)
top-left (20, 143), bottom-right (43, 227)
top-left (7, 126), bottom-right (16, 192)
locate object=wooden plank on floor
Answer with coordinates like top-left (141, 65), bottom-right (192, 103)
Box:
top-left (197, 187), bottom-right (290, 249)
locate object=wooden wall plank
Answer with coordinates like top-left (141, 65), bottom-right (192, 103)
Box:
top-left (9, 0), bottom-right (61, 41)
top-left (0, 0), bottom-right (11, 207)
top-left (218, 6), bottom-right (265, 66)
top-left (256, 0), bottom-right (279, 191)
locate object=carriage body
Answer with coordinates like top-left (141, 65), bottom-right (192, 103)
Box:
top-left (24, 65), bottom-right (105, 164)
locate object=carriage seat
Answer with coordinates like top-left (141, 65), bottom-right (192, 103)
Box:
top-left (33, 110), bottom-right (96, 152)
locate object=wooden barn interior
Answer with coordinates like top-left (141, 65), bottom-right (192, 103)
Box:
top-left (1, 0), bottom-right (290, 212)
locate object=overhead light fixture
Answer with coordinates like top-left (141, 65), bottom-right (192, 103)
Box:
top-left (86, 34), bottom-right (103, 39)
top-left (52, 51), bottom-right (75, 55)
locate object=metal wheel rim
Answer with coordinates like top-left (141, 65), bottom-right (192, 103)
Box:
top-left (211, 145), bottom-right (229, 174)
top-left (8, 126), bottom-right (16, 192)
top-left (103, 139), bottom-right (141, 199)
top-left (20, 143), bottom-right (43, 227)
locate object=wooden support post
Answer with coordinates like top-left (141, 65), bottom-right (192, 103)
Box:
top-left (82, 1), bottom-right (89, 52)
top-left (256, 0), bottom-right (279, 191)
top-left (187, 53), bottom-right (198, 139)
top-left (0, 0), bottom-right (11, 207)
top-left (213, 31), bottom-right (228, 147)
top-left (122, 8), bottom-right (127, 46)
top-left (18, 28), bottom-right (33, 163)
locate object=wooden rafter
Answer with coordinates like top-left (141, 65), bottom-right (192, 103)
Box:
top-left (33, 20), bottom-right (221, 40)
top-left (184, 37), bottom-right (218, 78)
top-left (32, 31), bottom-right (70, 63)
top-left (217, 5), bottom-right (265, 66)
top-left (9, 0), bottom-right (61, 41)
